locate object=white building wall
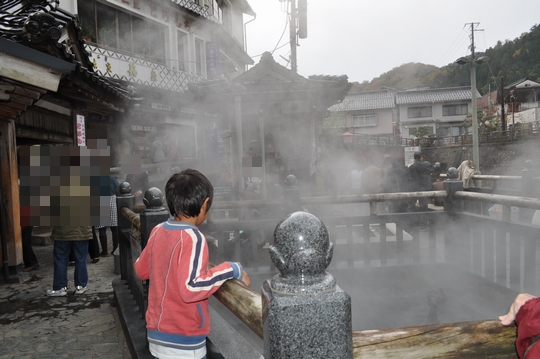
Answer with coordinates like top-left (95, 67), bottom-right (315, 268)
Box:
top-left (61, 0), bottom-right (248, 87)
top-left (346, 109), bottom-right (394, 135)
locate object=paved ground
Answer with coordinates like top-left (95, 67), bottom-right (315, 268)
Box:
top-left (0, 233), bottom-right (131, 359)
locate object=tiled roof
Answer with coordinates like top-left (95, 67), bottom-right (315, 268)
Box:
top-left (0, 0), bottom-right (136, 102)
top-left (328, 90), bottom-right (395, 112)
top-left (396, 86), bottom-right (480, 105)
top-left (505, 77), bottom-right (540, 89)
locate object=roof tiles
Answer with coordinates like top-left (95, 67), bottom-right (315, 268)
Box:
top-left (329, 90), bottom-right (395, 112)
top-left (396, 86), bottom-right (480, 105)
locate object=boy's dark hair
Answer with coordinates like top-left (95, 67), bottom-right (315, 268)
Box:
top-left (165, 169), bottom-right (213, 219)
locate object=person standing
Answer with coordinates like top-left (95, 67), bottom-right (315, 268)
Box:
top-left (381, 157), bottom-right (408, 213)
top-left (96, 175), bottom-right (120, 256)
top-left (21, 226), bottom-right (39, 272)
top-left (407, 151), bottom-right (440, 211)
top-left (150, 136), bottom-right (166, 164)
top-left (126, 171), bottom-right (150, 205)
top-left (310, 158), bottom-right (336, 197)
top-left (46, 226), bottom-right (92, 296)
top-left (457, 159), bottom-right (476, 189)
top-left (345, 161), bottom-right (362, 195)
top-left (134, 169), bottom-right (249, 359)
top-left (361, 157), bottom-right (382, 214)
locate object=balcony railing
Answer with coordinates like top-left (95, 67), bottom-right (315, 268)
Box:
top-left (84, 44), bottom-right (203, 92)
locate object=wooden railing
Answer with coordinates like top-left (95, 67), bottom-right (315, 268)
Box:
top-left (351, 128), bottom-right (540, 147)
top-left (116, 180), bottom-right (540, 358)
top-left (352, 320), bottom-right (517, 358)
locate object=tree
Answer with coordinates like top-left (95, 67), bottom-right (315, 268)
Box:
top-left (415, 126), bottom-right (433, 138)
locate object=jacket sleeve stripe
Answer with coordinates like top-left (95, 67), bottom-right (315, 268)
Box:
top-left (185, 229), bottom-right (235, 291)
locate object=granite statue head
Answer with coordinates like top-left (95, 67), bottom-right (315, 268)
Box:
top-left (447, 167), bottom-right (459, 180)
top-left (143, 187), bottom-right (164, 210)
top-left (270, 211), bottom-right (333, 278)
top-left (119, 181), bottom-right (132, 195)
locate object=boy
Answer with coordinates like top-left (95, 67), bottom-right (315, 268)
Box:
top-left (134, 169), bottom-right (250, 359)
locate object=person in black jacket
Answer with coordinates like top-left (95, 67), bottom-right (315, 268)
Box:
top-left (407, 152), bottom-right (440, 211)
top-left (381, 157), bottom-right (408, 213)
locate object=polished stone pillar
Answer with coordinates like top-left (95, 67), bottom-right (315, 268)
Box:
top-left (262, 211), bottom-right (352, 358)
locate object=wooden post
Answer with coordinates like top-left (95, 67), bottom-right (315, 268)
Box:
top-left (0, 120), bottom-right (22, 269)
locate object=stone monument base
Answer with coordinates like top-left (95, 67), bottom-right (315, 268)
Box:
top-left (262, 280), bottom-right (352, 359)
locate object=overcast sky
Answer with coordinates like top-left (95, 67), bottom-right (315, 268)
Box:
top-left (245, 0), bottom-right (540, 83)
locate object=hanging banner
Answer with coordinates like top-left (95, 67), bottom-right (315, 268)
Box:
top-left (76, 115), bottom-right (86, 146)
top-left (206, 42), bottom-right (221, 79)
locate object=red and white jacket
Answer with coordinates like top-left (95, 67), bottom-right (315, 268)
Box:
top-left (134, 219), bottom-right (242, 351)
top-left (516, 297), bottom-right (540, 359)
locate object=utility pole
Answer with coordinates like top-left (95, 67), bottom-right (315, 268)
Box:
top-left (289, 0), bottom-right (297, 73)
top-left (500, 77), bottom-right (506, 132)
top-left (467, 22), bottom-right (482, 171)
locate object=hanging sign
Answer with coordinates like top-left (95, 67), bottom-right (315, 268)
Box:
top-left (76, 115), bottom-right (86, 146)
top-left (404, 146), bottom-right (421, 167)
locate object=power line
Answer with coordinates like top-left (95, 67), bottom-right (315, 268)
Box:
top-left (436, 28), bottom-right (469, 67)
top-left (272, 5), bottom-right (290, 55)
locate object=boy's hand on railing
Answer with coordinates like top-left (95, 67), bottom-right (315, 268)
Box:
top-left (499, 293), bottom-right (537, 325)
top-left (240, 271), bottom-right (250, 287)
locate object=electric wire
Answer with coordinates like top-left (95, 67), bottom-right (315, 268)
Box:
top-left (271, 3), bottom-right (290, 55)
top-left (436, 28), bottom-right (469, 67)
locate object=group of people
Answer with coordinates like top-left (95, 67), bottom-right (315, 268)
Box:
top-left (32, 158), bottom-right (539, 358)
top-left (310, 151), bottom-right (441, 213)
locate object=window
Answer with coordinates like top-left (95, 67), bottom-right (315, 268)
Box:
top-left (177, 31), bottom-right (188, 71)
top-left (221, 1), bottom-right (231, 32)
top-left (443, 104), bottom-right (468, 116)
top-left (352, 115), bottom-right (377, 127)
top-left (194, 37), bottom-right (205, 77)
top-left (407, 106), bottom-right (432, 118)
top-left (77, 0), bottom-right (166, 65)
top-left (96, 2), bottom-right (116, 48)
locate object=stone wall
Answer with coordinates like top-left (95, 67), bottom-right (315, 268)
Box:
top-left (422, 140), bottom-right (540, 176)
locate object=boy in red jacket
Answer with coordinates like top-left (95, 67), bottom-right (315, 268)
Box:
top-left (134, 169), bottom-right (250, 359)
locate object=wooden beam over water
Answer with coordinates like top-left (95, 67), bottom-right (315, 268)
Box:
top-left (353, 320), bottom-right (517, 358)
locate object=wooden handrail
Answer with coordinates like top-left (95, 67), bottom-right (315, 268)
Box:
top-left (211, 191), bottom-right (447, 210)
top-left (352, 320), bottom-right (517, 358)
top-left (210, 263), bottom-right (263, 339)
top-left (213, 278), bottom-right (263, 339)
top-left (455, 191), bottom-right (540, 210)
top-left (120, 206), bottom-right (141, 230)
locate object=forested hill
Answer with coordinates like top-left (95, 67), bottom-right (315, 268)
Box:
top-left (351, 23), bottom-right (540, 94)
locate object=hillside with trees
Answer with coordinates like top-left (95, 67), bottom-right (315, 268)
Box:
top-left (351, 23), bottom-right (540, 94)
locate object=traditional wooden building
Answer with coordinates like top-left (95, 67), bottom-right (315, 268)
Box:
top-left (189, 52), bottom-right (352, 195)
top-left (59, 0), bottom-right (256, 167)
top-left (0, 0), bottom-right (135, 279)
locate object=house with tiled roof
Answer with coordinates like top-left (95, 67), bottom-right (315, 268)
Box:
top-left (326, 85), bottom-right (481, 142)
top-left (327, 87), bottom-right (398, 137)
top-left (478, 78), bottom-right (540, 128)
top-left (397, 86), bottom-right (481, 138)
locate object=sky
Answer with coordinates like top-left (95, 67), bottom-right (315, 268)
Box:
top-left (245, 0), bottom-right (540, 83)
